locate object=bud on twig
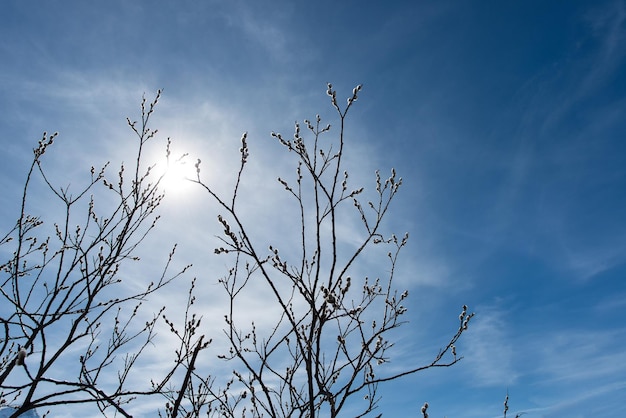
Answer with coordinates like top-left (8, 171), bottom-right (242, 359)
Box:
top-left (16, 347), bottom-right (27, 366)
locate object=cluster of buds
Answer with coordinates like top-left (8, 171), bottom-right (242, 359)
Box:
top-left (277, 176), bottom-right (292, 192)
top-left (321, 285), bottom-right (339, 308)
top-left (327, 83), bottom-right (363, 112)
top-left (363, 277), bottom-right (382, 296)
top-left (326, 83), bottom-right (338, 108)
top-left (239, 132), bottom-right (249, 164)
top-left (271, 131), bottom-right (294, 152)
top-left (364, 362), bottom-right (375, 381)
top-left (34, 131), bottom-right (58, 158)
top-left (504, 392), bottom-right (509, 417)
top-left (217, 214), bottom-right (239, 248)
top-left (421, 402), bottom-right (429, 418)
top-left (347, 305), bottom-right (362, 316)
top-left (291, 122), bottom-right (307, 155)
top-left (347, 84), bottom-right (363, 106)
top-left (374, 168), bottom-right (403, 194)
top-left (375, 335), bottom-right (383, 350)
top-left (459, 304), bottom-right (474, 330)
top-left (145, 89), bottom-right (162, 118)
top-left (321, 277), bottom-right (352, 311)
top-left (269, 245), bottom-right (289, 273)
top-left (339, 276), bottom-right (351, 296)
top-left (341, 170), bottom-right (349, 191)
top-left (304, 117), bottom-right (315, 131)
top-left (303, 114), bottom-right (331, 134)
top-left (383, 294), bottom-right (407, 315)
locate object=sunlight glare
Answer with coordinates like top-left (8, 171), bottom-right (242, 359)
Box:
top-left (156, 154), bottom-right (196, 197)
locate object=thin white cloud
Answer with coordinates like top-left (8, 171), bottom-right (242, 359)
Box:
top-left (560, 239), bottom-right (626, 281)
top-left (581, 0), bottom-right (626, 92)
top-left (532, 328), bottom-right (626, 385)
top-left (459, 305), bottom-right (519, 387)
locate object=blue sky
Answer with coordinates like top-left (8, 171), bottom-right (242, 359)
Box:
top-left (1, 1), bottom-right (626, 417)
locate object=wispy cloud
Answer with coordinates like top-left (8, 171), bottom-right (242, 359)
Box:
top-left (581, 0), bottom-right (626, 92)
top-left (459, 305), bottom-right (519, 387)
top-left (532, 327), bottom-right (626, 385)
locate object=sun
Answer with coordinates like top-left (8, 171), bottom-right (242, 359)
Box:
top-left (156, 154), bottom-right (196, 197)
